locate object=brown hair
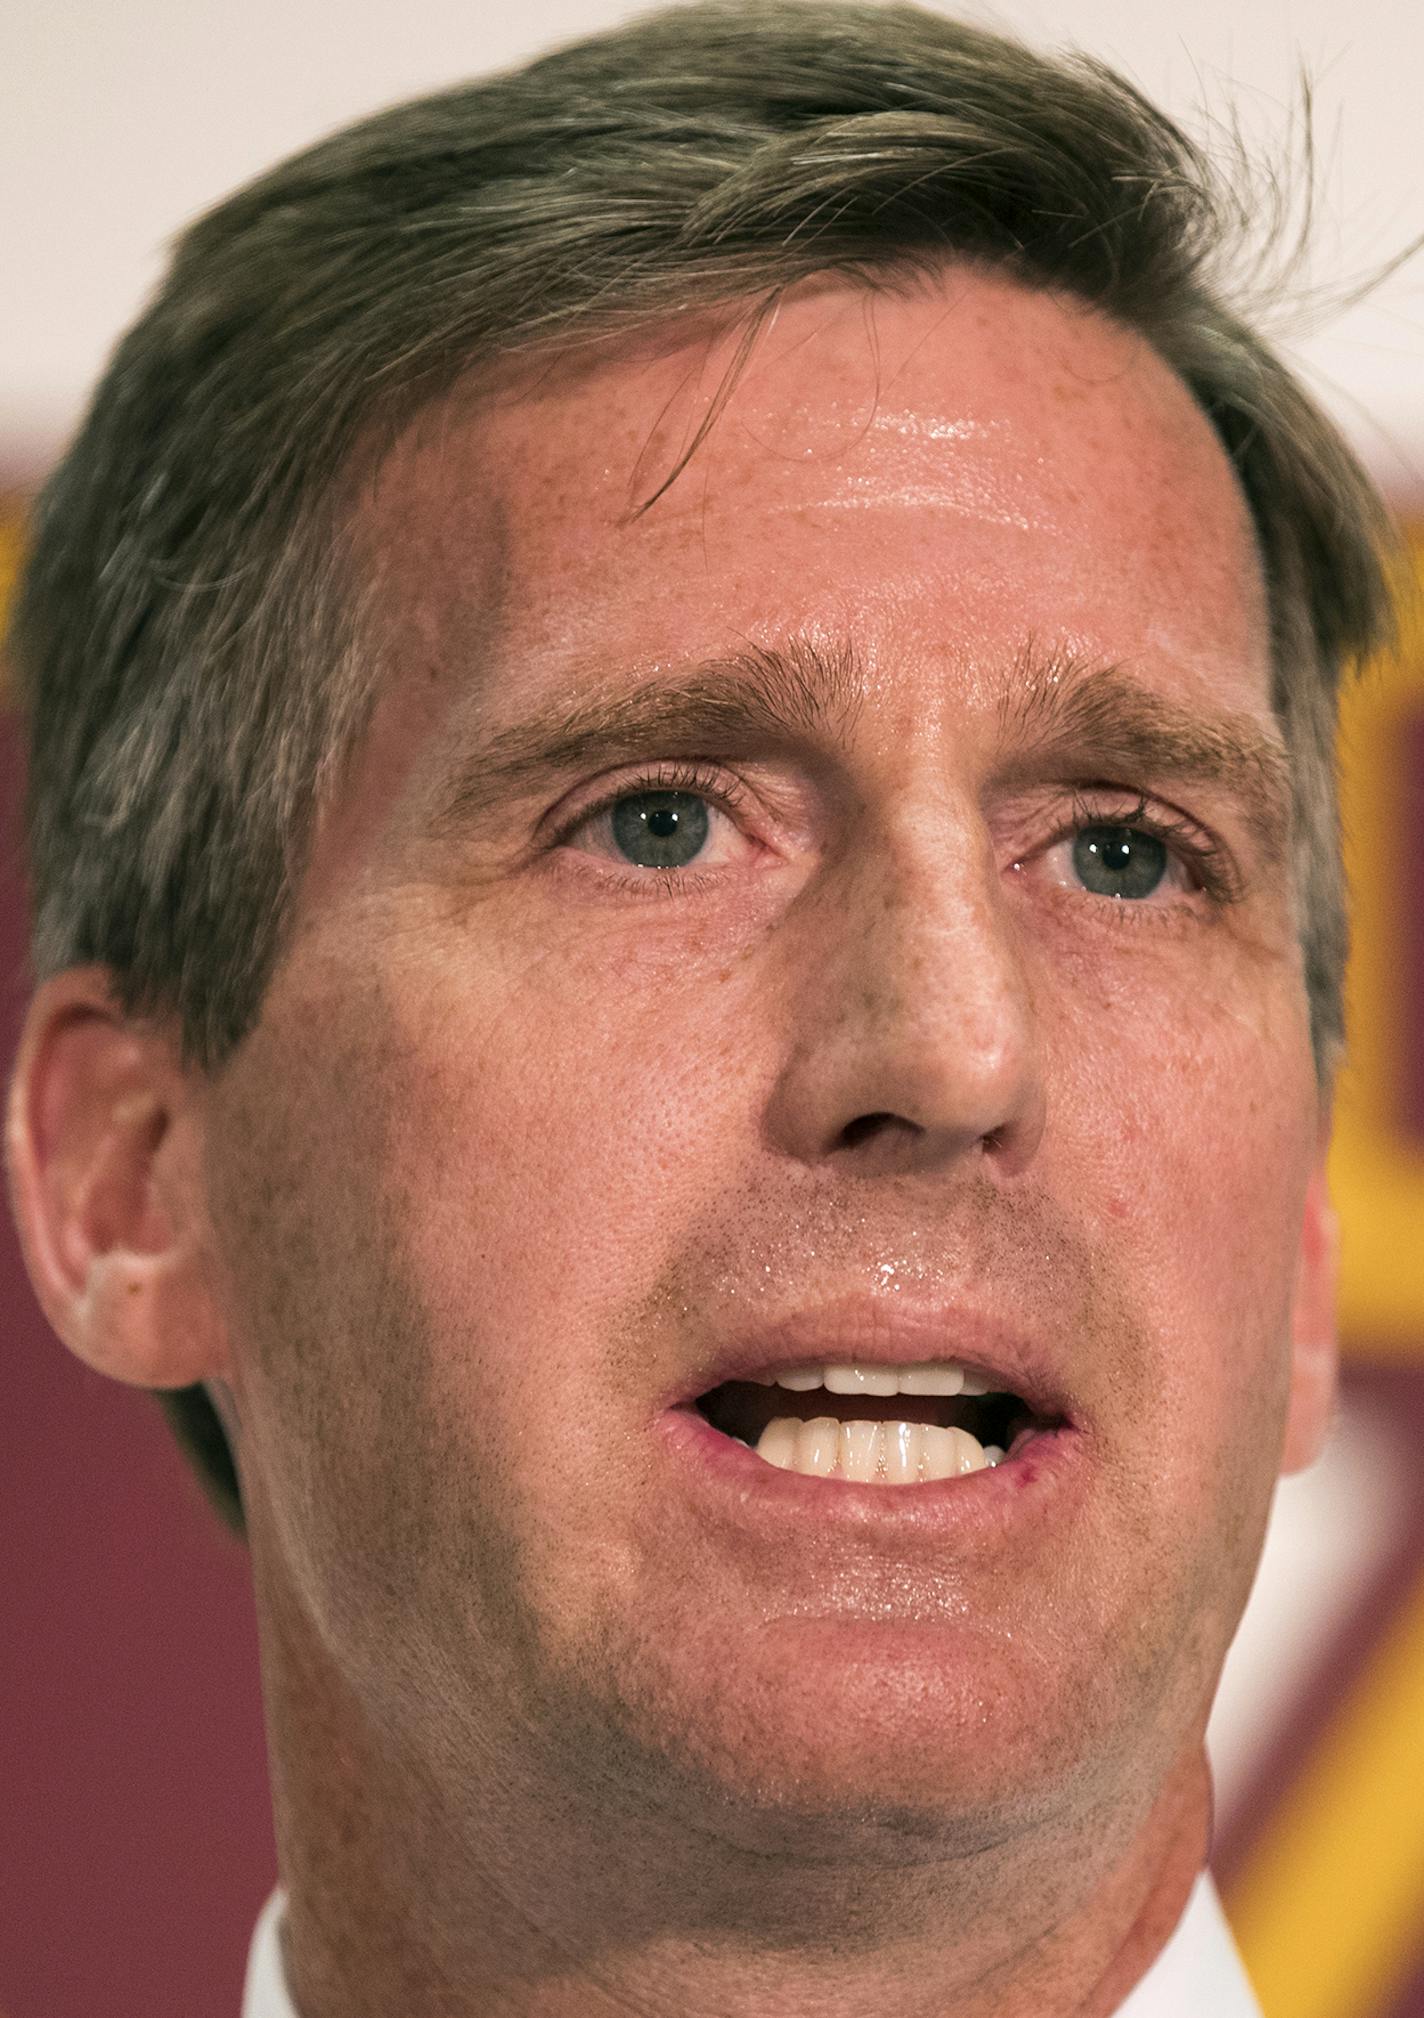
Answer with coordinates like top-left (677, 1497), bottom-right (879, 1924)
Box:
top-left (5, 0), bottom-right (1397, 1533)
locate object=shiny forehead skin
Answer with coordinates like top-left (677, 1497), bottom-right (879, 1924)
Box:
top-left (324, 265), bottom-right (1274, 895)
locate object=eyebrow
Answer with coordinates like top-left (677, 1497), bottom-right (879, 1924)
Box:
top-left (998, 653), bottom-right (1294, 863)
top-left (433, 637), bottom-right (864, 831)
top-left (432, 635), bottom-right (1294, 863)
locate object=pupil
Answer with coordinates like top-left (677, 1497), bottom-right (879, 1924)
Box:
top-left (611, 790), bottom-right (711, 869)
top-left (1072, 825), bottom-right (1168, 900)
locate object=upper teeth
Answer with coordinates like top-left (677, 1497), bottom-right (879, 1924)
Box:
top-left (751, 1361), bottom-right (996, 1397)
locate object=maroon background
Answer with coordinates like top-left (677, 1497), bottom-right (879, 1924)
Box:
top-left (0, 719), bottom-right (276, 2018)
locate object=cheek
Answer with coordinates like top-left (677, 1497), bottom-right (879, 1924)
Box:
top-left (202, 994), bottom-right (462, 1686)
top-left (339, 916), bottom-right (759, 1376)
top-left (205, 935), bottom-right (728, 1708)
top-left (235, 926), bottom-right (767, 1679)
top-left (1023, 947), bottom-right (1319, 1705)
top-left (1043, 939), bottom-right (1316, 1492)
top-left (1043, 914), bottom-right (1316, 1254)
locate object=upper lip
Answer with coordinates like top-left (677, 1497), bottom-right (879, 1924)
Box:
top-left (662, 1296), bottom-right (1076, 1423)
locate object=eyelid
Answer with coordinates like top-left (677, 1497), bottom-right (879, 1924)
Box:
top-left (544, 757), bottom-right (757, 849)
top-left (1033, 786), bottom-right (1242, 904)
top-left (540, 765), bottom-right (1243, 912)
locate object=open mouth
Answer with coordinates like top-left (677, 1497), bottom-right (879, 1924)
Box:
top-left (690, 1368), bottom-right (1058, 1486)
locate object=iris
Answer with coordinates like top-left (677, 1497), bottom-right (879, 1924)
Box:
top-left (1072, 825), bottom-right (1168, 900)
top-left (611, 790), bottom-right (711, 869)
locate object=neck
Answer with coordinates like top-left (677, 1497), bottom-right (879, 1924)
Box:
top-left (256, 1558), bottom-right (1212, 2018)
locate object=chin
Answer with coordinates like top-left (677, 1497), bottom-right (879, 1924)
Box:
top-left (599, 1616), bottom-right (1131, 1862)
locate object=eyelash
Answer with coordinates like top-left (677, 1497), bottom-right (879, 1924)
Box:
top-left (1043, 789), bottom-right (1240, 907)
top-left (547, 764), bottom-right (1237, 908)
top-left (547, 760), bottom-right (757, 899)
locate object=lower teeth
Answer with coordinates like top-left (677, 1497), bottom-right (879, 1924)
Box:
top-left (752, 1416), bottom-right (1005, 1483)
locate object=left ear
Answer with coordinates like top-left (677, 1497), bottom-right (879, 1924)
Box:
top-left (4, 966), bottom-right (230, 1393)
top-left (1279, 1147), bottom-right (1339, 1477)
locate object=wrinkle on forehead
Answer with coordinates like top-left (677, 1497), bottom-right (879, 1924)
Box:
top-left (335, 267), bottom-right (1272, 850)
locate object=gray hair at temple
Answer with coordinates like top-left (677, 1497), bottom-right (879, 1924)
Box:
top-left (4, 0), bottom-right (1397, 1533)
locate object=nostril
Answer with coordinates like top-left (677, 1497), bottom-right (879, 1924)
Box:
top-left (840, 1112), bottom-right (907, 1149)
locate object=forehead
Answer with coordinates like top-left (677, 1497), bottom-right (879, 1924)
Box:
top-left (354, 265), bottom-right (1270, 746)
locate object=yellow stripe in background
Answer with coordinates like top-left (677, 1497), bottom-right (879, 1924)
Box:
top-left (0, 503), bottom-right (25, 709)
top-left (1330, 527), bottom-right (1424, 1352)
top-left (1226, 1560), bottom-right (1424, 2018)
top-left (1234, 527), bottom-right (1424, 2018)
top-left (0, 503), bottom-right (23, 627)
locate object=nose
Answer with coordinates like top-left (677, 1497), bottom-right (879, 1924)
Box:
top-left (763, 803), bottom-right (1047, 1180)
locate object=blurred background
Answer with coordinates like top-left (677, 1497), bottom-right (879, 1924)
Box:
top-left (2, 2), bottom-right (1421, 2014)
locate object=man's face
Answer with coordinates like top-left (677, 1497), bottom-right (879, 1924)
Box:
top-left (204, 269), bottom-right (1324, 1874)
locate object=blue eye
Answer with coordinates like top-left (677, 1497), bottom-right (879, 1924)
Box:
top-left (1071, 825), bottom-right (1169, 900)
top-left (610, 790), bottom-right (711, 869)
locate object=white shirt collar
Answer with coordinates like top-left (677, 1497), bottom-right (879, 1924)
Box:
top-left (241, 1887), bottom-right (291, 2018)
top-left (243, 1867), bottom-right (1259, 2017)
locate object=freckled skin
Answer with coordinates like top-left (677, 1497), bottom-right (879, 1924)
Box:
top-left (198, 270), bottom-right (1325, 2017)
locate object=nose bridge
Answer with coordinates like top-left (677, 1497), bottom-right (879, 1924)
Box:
top-left (767, 791), bottom-right (1045, 1173)
top-left (863, 802), bottom-right (1036, 1098)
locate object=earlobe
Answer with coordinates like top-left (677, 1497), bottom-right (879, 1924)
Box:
top-left (1279, 1156), bottom-right (1340, 1477)
top-left (4, 968), bottom-right (229, 1390)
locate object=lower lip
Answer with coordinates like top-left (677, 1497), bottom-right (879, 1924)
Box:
top-left (655, 1404), bottom-right (1085, 1543)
